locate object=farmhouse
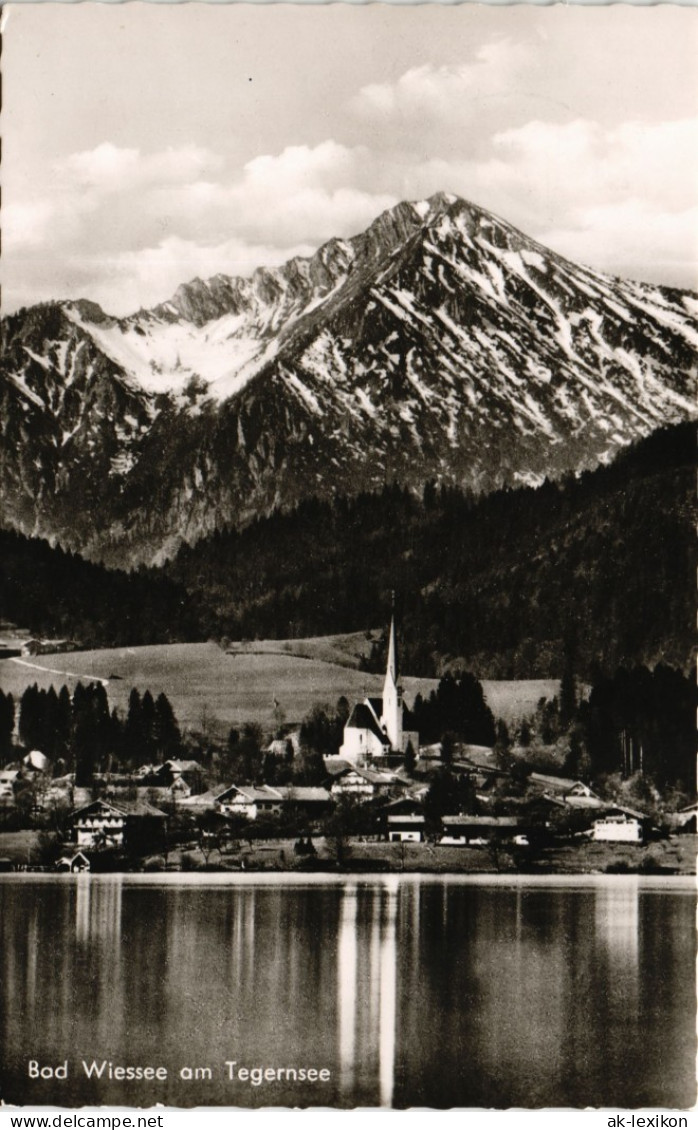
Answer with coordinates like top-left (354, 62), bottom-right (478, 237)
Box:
top-left (216, 785), bottom-right (285, 820)
top-left (439, 815), bottom-right (524, 845)
top-left (338, 611), bottom-right (419, 767)
top-left (386, 814), bottom-right (425, 843)
top-left (72, 799), bottom-right (166, 850)
top-left (329, 765), bottom-right (398, 801)
top-left (592, 815), bottom-right (643, 843)
top-left (215, 784), bottom-right (332, 820)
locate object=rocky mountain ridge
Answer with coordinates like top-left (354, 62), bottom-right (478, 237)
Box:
top-left (2, 192), bottom-right (696, 566)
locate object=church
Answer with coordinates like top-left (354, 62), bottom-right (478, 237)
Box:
top-left (338, 612), bottom-right (419, 767)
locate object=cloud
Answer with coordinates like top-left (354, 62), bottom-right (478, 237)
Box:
top-left (2, 140), bottom-right (398, 313)
top-left (58, 142), bottom-right (223, 192)
top-left (4, 107), bottom-right (697, 315)
top-left (351, 42), bottom-right (531, 130)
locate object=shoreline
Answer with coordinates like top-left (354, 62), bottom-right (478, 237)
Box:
top-left (2, 833), bottom-right (696, 878)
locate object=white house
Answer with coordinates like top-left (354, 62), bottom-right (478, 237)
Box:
top-left (329, 765), bottom-right (398, 801)
top-left (592, 816), bottom-right (643, 843)
top-left (215, 785), bottom-right (285, 821)
top-left (338, 612), bottom-right (419, 766)
top-left (386, 814), bottom-right (425, 843)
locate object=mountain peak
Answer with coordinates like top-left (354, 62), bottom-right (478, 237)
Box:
top-left (3, 194), bottom-right (696, 566)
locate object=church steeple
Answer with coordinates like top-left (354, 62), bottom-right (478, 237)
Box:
top-left (386, 604), bottom-right (398, 685)
top-left (381, 596), bottom-right (403, 752)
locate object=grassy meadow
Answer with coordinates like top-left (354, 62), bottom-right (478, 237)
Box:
top-left (0, 634), bottom-right (560, 736)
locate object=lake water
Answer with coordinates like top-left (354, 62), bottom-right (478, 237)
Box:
top-left (0, 874), bottom-right (695, 1109)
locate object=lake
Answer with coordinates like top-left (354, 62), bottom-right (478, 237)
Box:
top-left (0, 874), bottom-right (695, 1109)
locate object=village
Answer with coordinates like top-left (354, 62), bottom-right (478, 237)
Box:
top-left (0, 612), bottom-right (695, 877)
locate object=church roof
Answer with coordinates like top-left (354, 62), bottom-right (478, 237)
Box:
top-left (345, 702), bottom-right (389, 746)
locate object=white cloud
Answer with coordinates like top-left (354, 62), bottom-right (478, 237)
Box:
top-left (4, 106), bottom-right (698, 314)
top-left (351, 42), bottom-right (531, 128)
top-left (2, 140), bottom-right (398, 313)
top-left (58, 142), bottom-right (223, 192)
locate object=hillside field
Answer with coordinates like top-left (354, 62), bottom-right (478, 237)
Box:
top-left (0, 636), bottom-right (560, 736)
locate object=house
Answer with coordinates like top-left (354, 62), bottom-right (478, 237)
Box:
top-left (338, 611), bottom-right (419, 766)
top-left (23, 750), bottom-right (49, 775)
top-left (73, 800), bottom-right (129, 847)
top-left (215, 784), bottom-right (333, 821)
top-left (386, 815), bottom-right (425, 843)
top-left (329, 765), bottom-right (398, 801)
top-left (215, 785), bottom-right (285, 821)
top-left (176, 788), bottom-right (221, 813)
top-left (265, 733), bottom-right (300, 760)
top-left (592, 816), bottom-right (643, 843)
top-left (273, 786), bottom-right (333, 818)
top-left (670, 802), bottom-right (698, 833)
top-left (0, 769), bottom-right (20, 800)
top-left (72, 799), bottom-right (166, 850)
top-left (439, 815), bottom-right (523, 845)
top-left (529, 773), bottom-right (598, 799)
top-left (148, 760), bottom-right (204, 794)
top-left (56, 851), bottom-right (91, 873)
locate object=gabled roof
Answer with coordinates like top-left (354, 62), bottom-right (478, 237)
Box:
top-left (333, 765), bottom-right (396, 785)
top-left (221, 785), bottom-right (284, 804)
top-left (345, 702), bottom-right (389, 745)
top-left (73, 799), bottom-right (127, 819)
top-left (274, 787), bottom-right (332, 803)
top-left (73, 798), bottom-right (166, 819)
top-left (442, 815), bottom-right (522, 828)
top-left (529, 772), bottom-right (592, 794)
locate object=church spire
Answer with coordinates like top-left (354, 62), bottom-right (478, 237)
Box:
top-left (381, 595), bottom-right (402, 752)
top-left (386, 592), bottom-right (398, 684)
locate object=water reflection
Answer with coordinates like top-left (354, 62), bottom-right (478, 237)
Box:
top-left (0, 876), bottom-right (694, 1109)
top-left (337, 882), bottom-right (357, 1094)
top-left (378, 879), bottom-right (398, 1107)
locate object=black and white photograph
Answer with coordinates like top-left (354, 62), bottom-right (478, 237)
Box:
top-left (0, 0), bottom-right (696, 1114)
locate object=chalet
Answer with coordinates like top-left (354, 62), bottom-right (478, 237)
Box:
top-left (592, 815), bottom-right (643, 843)
top-left (338, 612), bottom-right (418, 766)
top-left (273, 786), bottom-right (333, 818)
top-left (215, 785), bottom-right (285, 821)
top-left (147, 760), bottom-right (204, 794)
top-left (72, 799), bottom-right (166, 850)
top-left (439, 814), bottom-right (523, 845)
top-left (177, 788), bottom-right (221, 813)
top-left (215, 784), bottom-right (333, 820)
top-left (529, 773), bottom-right (598, 800)
top-left (329, 765), bottom-right (398, 801)
top-left (386, 814), bottom-right (425, 843)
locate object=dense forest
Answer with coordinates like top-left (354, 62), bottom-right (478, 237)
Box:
top-left (0, 532), bottom-right (198, 647)
top-left (165, 422), bottom-right (695, 679)
top-left (1, 422), bottom-right (694, 680)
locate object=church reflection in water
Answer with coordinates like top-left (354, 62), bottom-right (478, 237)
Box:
top-left (1, 875), bottom-right (694, 1109)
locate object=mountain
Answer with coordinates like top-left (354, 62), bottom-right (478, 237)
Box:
top-left (2, 193), bottom-right (696, 566)
top-left (164, 422), bottom-right (696, 680)
top-left (3, 423), bottom-right (694, 680)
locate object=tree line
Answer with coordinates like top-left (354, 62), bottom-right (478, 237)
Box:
top-left (2, 422), bottom-right (694, 686)
top-left (8, 681), bottom-right (183, 784)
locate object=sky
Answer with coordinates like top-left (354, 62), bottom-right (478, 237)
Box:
top-left (3, 3), bottom-right (698, 315)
